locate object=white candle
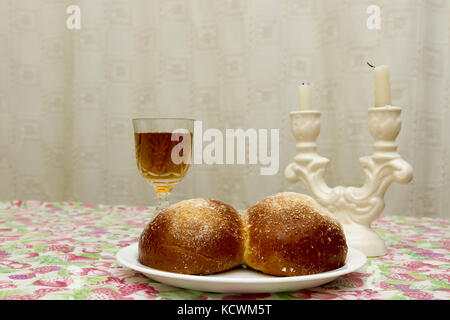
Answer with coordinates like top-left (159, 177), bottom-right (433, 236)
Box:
top-left (374, 65), bottom-right (392, 107)
top-left (299, 83), bottom-right (312, 110)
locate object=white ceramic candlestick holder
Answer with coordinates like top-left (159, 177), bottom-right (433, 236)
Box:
top-left (285, 106), bottom-right (413, 257)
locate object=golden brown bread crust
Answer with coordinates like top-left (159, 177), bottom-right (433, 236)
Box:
top-left (244, 192), bottom-right (348, 276)
top-left (138, 198), bottom-right (245, 275)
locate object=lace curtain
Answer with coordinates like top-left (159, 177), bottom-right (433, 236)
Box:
top-left (0, 0), bottom-right (448, 217)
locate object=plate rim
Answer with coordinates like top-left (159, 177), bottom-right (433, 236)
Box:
top-left (116, 243), bottom-right (367, 284)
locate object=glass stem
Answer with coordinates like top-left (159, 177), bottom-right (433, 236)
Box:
top-left (156, 188), bottom-right (170, 212)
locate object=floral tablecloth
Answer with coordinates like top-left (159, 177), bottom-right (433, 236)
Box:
top-left (0, 200), bottom-right (449, 300)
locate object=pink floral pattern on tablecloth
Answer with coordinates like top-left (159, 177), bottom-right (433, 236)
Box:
top-left (0, 200), bottom-right (449, 300)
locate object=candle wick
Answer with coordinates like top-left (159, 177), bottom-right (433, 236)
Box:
top-left (367, 62), bottom-right (375, 68)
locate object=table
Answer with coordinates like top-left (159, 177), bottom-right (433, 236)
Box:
top-left (0, 200), bottom-right (448, 300)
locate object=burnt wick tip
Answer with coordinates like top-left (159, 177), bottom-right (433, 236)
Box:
top-left (367, 62), bottom-right (375, 68)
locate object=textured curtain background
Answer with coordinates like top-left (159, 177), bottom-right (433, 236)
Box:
top-left (0, 0), bottom-right (448, 217)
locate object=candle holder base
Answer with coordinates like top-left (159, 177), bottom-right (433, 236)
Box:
top-left (342, 223), bottom-right (387, 257)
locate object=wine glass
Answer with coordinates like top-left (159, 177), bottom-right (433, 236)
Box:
top-left (132, 118), bottom-right (194, 211)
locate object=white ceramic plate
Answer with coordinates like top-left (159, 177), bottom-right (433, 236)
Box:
top-left (116, 243), bottom-right (366, 293)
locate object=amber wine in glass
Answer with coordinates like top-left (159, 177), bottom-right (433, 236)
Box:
top-left (133, 118), bottom-right (194, 210)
